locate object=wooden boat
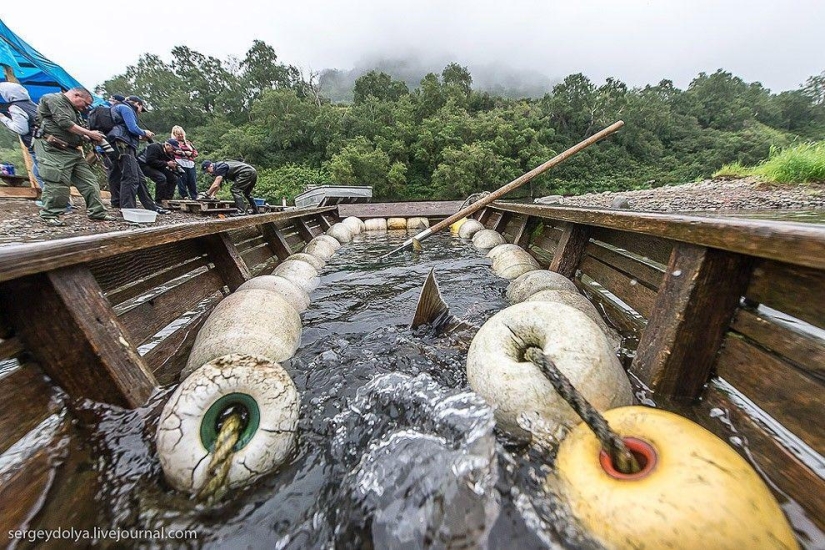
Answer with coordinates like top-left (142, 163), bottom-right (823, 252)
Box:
top-left (293, 184), bottom-right (372, 209)
top-left (0, 201), bottom-right (822, 540)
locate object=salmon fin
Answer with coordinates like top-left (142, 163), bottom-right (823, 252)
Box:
top-left (411, 268), bottom-right (450, 329)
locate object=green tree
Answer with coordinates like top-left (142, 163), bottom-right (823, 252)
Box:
top-left (353, 71), bottom-right (409, 104)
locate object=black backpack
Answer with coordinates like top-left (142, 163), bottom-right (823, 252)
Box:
top-left (88, 105), bottom-right (116, 133)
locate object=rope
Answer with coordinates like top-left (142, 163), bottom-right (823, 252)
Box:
top-left (524, 347), bottom-right (640, 474)
top-left (458, 191), bottom-right (491, 211)
top-left (197, 412), bottom-right (243, 501)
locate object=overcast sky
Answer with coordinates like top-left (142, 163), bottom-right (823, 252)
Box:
top-left (3, 0), bottom-right (822, 93)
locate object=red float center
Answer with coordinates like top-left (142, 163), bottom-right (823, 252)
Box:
top-left (599, 437), bottom-right (657, 480)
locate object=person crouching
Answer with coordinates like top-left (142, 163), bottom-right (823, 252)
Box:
top-left (138, 139), bottom-right (179, 206)
top-left (201, 160), bottom-right (260, 215)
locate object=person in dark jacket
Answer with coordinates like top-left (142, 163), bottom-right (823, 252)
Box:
top-left (201, 160), bottom-right (260, 215)
top-left (106, 95), bottom-right (155, 209)
top-left (138, 139), bottom-right (178, 205)
top-left (0, 83), bottom-right (44, 190)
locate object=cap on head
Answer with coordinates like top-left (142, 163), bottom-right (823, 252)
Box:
top-left (126, 95), bottom-right (149, 110)
top-left (111, 94), bottom-right (125, 102)
top-left (166, 138), bottom-right (179, 148)
top-left (201, 160), bottom-right (212, 171)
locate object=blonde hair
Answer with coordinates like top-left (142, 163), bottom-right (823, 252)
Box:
top-left (171, 125), bottom-right (187, 140)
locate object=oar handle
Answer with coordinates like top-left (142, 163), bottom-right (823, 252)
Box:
top-left (428, 120), bottom-right (624, 235)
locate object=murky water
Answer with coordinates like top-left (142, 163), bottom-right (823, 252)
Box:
top-left (68, 232), bottom-right (602, 549)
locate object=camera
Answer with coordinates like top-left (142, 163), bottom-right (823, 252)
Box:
top-left (98, 138), bottom-right (115, 154)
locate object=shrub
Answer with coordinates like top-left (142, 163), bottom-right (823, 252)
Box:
top-left (254, 164), bottom-right (333, 204)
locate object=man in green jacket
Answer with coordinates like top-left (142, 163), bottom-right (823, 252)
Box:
top-left (201, 160), bottom-right (260, 215)
top-left (34, 87), bottom-right (114, 226)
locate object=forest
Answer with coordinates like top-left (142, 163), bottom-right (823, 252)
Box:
top-left (3, 40), bottom-right (824, 203)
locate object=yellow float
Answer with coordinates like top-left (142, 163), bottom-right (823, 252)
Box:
top-left (450, 217), bottom-right (467, 234)
top-left (555, 406), bottom-right (798, 550)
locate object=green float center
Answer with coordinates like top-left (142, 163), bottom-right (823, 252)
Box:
top-left (200, 393), bottom-right (260, 452)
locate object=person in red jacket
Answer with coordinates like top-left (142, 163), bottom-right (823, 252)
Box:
top-left (170, 125), bottom-right (198, 200)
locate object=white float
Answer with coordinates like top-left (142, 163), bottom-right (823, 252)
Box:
top-left (505, 269), bottom-right (578, 302)
top-left (273, 259), bottom-right (320, 293)
top-left (303, 238), bottom-right (337, 260)
top-left (526, 289), bottom-right (621, 351)
top-left (326, 223), bottom-right (353, 244)
top-left (457, 219), bottom-right (485, 239)
top-left (237, 275), bottom-right (311, 314)
top-left (289, 252), bottom-right (325, 272)
top-left (314, 234), bottom-right (342, 250)
top-left (157, 354), bottom-right (299, 494)
top-left (466, 301), bottom-right (633, 439)
top-left (487, 243), bottom-right (525, 261)
top-left (491, 249), bottom-right (540, 279)
top-left (387, 217), bottom-right (407, 230)
top-left (183, 289), bottom-right (302, 379)
top-left (342, 216), bottom-right (364, 235)
top-left (472, 229), bottom-right (506, 249)
top-left (406, 217), bottom-right (430, 231)
top-left (364, 218), bottom-right (388, 232)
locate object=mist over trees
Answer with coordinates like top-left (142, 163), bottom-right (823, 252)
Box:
top-left (93, 40), bottom-right (825, 203)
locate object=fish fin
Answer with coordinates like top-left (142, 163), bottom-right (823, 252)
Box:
top-left (412, 238), bottom-right (423, 253)
top-left (411, 268), bottom-right (450, 329)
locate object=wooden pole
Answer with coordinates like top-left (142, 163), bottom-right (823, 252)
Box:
top-left (2, 65), bottom-right (39, 189)
top-left (378, 120), bottom-right (625, 259)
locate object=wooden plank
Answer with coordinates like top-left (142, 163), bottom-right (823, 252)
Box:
top-left (579, 255), bottom-right (657, 318)
top-left (241, 243), bottom-right (278, 272)
top-left (576, 277), bottom-right (647, 336)
top-left (585, 241), bottom-right (665, 292)
top-left (202, 232), bottom-right (251, 292)
top-left (0, 268), bottom-right (156, 408)
top-left (747, 260), bottom-right (825, 331)
top-left (550, 223), bottom-right (591, 279)
top-left (119, 268), bottom-right (226, 346)
top-left (716, 335), bottom-right (825, 455)
top-left (0, 365), bottom-right (60, 455)
top-left (258, 223), bottom-right (293, 260)
top-left (0, 186), bottom-right (39, 199)
top-left (589, 226), bottom-right (673, 267)
top-left (0, 207), bottom-right (337, 285)
top-left (632, 244), bottom-right (753, 399)
top-left (105, 256), bottom-right (211, 306)
top-left (294, 217), bottom-right (316, 243)
top-left (478, 208), bottom-right (494, 226)
top-left (88, 240), bottom-right (207, 295)
top-left (0, 336), bottom-right (24, 359)
top-left (316, 213), bottom-right (332, 231)
top-left (697, 386), bottom-right (825, 532)
top-left (491, 202), bottom-right (825, 270)
top-left (492, 211), bottom-right (511, 233)
top-left (143, 296), bottom-right (219, 385)
top-left (731, 308), bottom-right (825, 380)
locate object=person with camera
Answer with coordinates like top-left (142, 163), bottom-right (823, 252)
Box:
top-left (106, 95), bottom-right (155, 210)
top-left (138, 139), bottom-right (178, 208)
top-left (201, 159), bottom-right (260, 215)
top-left (33, 87), bottom-right (113, 226)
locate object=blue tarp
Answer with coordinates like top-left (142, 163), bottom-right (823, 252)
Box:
top-left (0, 18), bottom-right (104, 105)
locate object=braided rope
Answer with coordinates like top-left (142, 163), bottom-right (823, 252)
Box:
top-left (197, 413), bottom-right (243, 501)
top-left (524, 347), bottom-right (640, 474)
top-left (458, 191), bottom-right (491, 211)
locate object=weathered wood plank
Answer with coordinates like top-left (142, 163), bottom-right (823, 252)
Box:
top-left (716, 335), bottom-right (825, 455)
top-left (746, 260), bottom-right (825, 330)
top-left (579, 256), bottom-right (657, 318)
top-left (492, 211), bottom-right (511, 233)
top-left (0, 365), bottom-right (61, 454)
top-left (697, 386), bottom-right (825, 532)
top-left (632, 244), bottom-right (753, 399)
top-left (316, 213), bottom-right (333, 231)
top-left (119, 268), bottom-right (226, 347)
top-left (87, 240), bottom-right (206, 294)
top-left (576, 277), bottom-right (647, 337)
top-left (0, 207), bottom-right (337, 285)
top-left (202, 232), bottom-right (251, 292)
top-left (143, 298), bottom-right (219, 385)
top-left (585, 241), bottom-right (665, 292)
top-left (241, 243), bottom-right (278, 272)
top-left (0, 268), bottom-right (157, 408)
top-left (589, 226), bottom-right (673, 267)
top-left (478, 208), bottom-right (494, 226)
top-left (105, 256), bottom-right (211, 306)
top-left (294, 217), bottom-right (316, 243)
top-left (338, 201), bottom-right (464, 218)
top-left (0, 336), bottom-right (24, 360)
top-left (491, 202), bottom-right (825, 270)
top-left (732, 308), bottom-right (825, 380)
top-left (550, 223), bottom-right (591, 279)
top-left (258, 223), bottom-right (293, 260)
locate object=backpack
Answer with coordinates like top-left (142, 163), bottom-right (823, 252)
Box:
top-left (88, 105), bottom-right (116, 133)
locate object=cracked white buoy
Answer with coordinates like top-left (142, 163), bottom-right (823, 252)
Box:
top-left (472, 229), bottom-right (506, 249)
top-left (303, 238), bottom-right (337, 260)
top-left (406, 217), bottom-right (430, 232)
top-left (273, 259), bottom-right (320, 293)
top-left (157, 354), bottom-right (299, 494)
top-left (487, 243), bottom-right (525, 261)
top-left (466, 302), bottom-right (633, 440)
top-left (342, 216), bottom-right (365, 235)
top-left (526, 289), bottom-right (622, 351)
top-left (288, 252), bottom-right (325, 272)
top-left (237, 275), bottom-right (311, 313)
top-left (183, 289), bottom-right (301, 379)
top-left (491, 249), bottom-right (540, 280)
top-left (364, 218), bottom-right (387, 232)
top-left (326, 223), bottom-right (353, 243)
top-left (505, 269), bottom-right (578, 302)
top-left (457, 219), bottom-right (485, 239)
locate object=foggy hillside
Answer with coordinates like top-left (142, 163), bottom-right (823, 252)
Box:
top-left (319, 55), bottom-right (558, 102)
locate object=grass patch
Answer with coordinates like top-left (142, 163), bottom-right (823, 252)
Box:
top-left (714, 142), bottom-right (825, 183)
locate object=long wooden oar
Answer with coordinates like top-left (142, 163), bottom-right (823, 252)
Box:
top-left (378, 120), bottom-right (625, 260)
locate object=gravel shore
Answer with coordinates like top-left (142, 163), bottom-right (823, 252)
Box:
top-left (0, 178), bottom-right (823, 246)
